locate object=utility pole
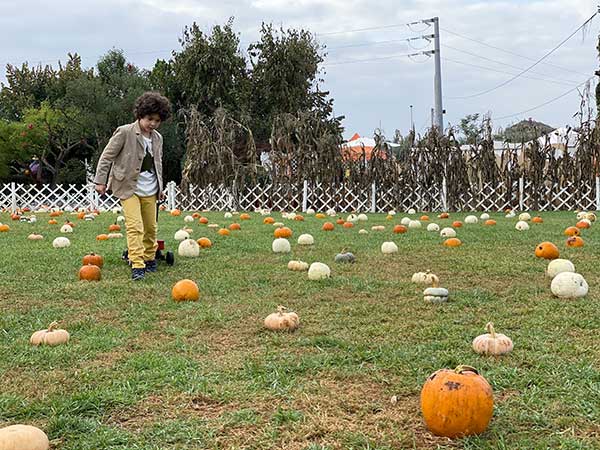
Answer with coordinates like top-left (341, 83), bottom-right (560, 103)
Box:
top-left (410, 105), bottom-right (414, 132)
top-left (431, 108), bottom-right (434, 128)
top-left (432, 17), bottom-right (444, 132)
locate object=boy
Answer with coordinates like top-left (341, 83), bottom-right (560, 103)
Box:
top-left (94, 92), bottom-right (172, 281)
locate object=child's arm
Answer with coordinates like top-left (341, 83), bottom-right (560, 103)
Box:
top-left (94, 127), bottom-right (126, 194)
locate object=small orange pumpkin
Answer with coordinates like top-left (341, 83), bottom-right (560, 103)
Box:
top-left (11, 213), bottom-right (20, 221)
top-left (229, 223), bottom-right (241, 231)
top-left (172, 279), bottom-right (200, 302)
top-left (79, 264), bottom-right (101, 281)
top-left (452, 221), bottom-right (463, 228)
top-left (438, 212), bottom-right (449, 219)
top-left (315, 213), bottom-right (326, 219)
top-left (197, 237), bottom-right (212, 248)
top-left (274, 226), bottom-right (292, 238)
top-left (535, 241), bottom-right (559, 260)
top-left (83, 253), bottom-right (104, 268)
top-left (170, 209), bottom-right (181, 217)
top-left (263, 217), bottom-right (275, 224)
top-left (484, 219), bottom-right (496, 226)
top-left (342, 221), bottom-right (354, 228)
top-left (240, 213), bottom-right (251, 220)
top-left (576, 220), bottom-right (590, 229)
top-left (336, 218), bottom-right (345, 225)
top-left (48, 219), bottom-right (58, 225)
top-left (532, 216), bottom-right (543, 223)
top-left (393, 225), bottom-right (408, 234)
top-left (77, 211), bottom-right (86, 220)
top-left (444, 238), bottom-right (462, 247)
top-left (322, 222), bottom-right (334, 231)
top-left (96, 234), bottom-right (109, 241)
top-left (108, 223), bottom-right (121, 232)
top-left (49, 211), bottom-right (62, 217)
top-left (0, 224), bottom-right (10, 232)
top-left (421, 365), bottom-right (493, 438)
top-left (192, 212), bottom-right (201, 219)
top-left (420, 215), bottom-right (430, 221)
top-left (218, 228), bottom-right (230, 236)
top-left (566, 236), bottom-right (584, 248)
top-left (564, 226), bottom-right (580, 237)
top-left (199, 216), bottom-right (209, 224)
top-left (294, 214), bottom-right (304, 221)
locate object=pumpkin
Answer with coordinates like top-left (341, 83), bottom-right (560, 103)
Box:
top-left (96, 234), bottom-right (109, 241)
top-left (564, 226), bottom-right (580, 237)
top-left (178, 238), bottom-right (200, 257)
top-left (27, 233), bottom-right (43, 240)
top-left (174, 229), bottom-right (190, 241)
top-left (315, 213), bottom-right (327, 219)
top-left (297, 234), bottom-right (314, 245)
top-left (77, 211), bottom-right (86, 220)
top-left (109, 223), bottom-right (121, 232)
top-left (183, 215), bottom-right (194, 224)
top-left (576, 220), bottom-right (591, 229)
top-left (381, 241), bottom-right (398, 254)
top-left (346, 214), bottom-right (359, 223)
top-left (30, 321), bottom-right (70, 346)
top-left (207, 223), bottom-right (219, 229)
top-left (585, 212), bottom-right (596, 222)
top-left (0, 424), bottom-right (49, 450)
top-left (224, 212), bottom-right (233, 219)
top-left (546, 259), bottom-right (575, 279)
top-left (400, 217), bottom-right (411, 226)
top-left (519, 212), bottom-right (531, 221)
top-left (357, 213), bottom-right (368, 221)
top-left (322, 222), bottom-right (335, 231)
top-left (426, 223), bottom-right (439, 232)
top-left (240, 213), bottom-right (251, 220)
top-left (358, 229), bottom-right (368, 235)
top-left (294, 214), bottom-right (305, 221)
top-left (272, 238), bottom-right (291, 253)
top-left (308, 262), bottom-right (331, 280)
top-left (515, 221), bottom-right (529, 231)
top-left (198, 216), bottom-right (209, 224)
top-left (371, 225), bottom-right (385, 232)
top-left (480, 213), bottom-right (490, 220)
top-left (116, 215), bottom-right (125, 223)
top-left (172, 279), bottom-right (200, 301)
top-left (49, 210), bottom-right (62, 217)
top-left (484, 219), bottom-right (497, 226)
top-left (272, 222), bottom-right (285, 227)
top-left (217, 228), bottom-right (230, 236)
top-left (192, 212), bottom-right (201, 219)
top-left (472, 322), bottom-right (513, 356)
top-left (408, 220), bottom-right (422, 229)
top-left (576, 211), bottom-right (587, 220)
top-left (464, 215), bottom-right (478, 224)
top-left (386, 214), bottom-right (394, 220)
top-left (288, 260), bottom-right (309, 271)
top-left (335, 251), bottom-right (356, 263)
top-left (108, 232), bottom-right (123, 239)
top-left (60, 224), bottom-right (73, 233)
top-left (420, 215), bottom-right (430, 221)
top-left (170, 209), bottom-right (181, 216)
top-left (48, 219), bottom-right (58, 225)
top-left (505, 210), bottom-right (516, 218)
top-left (393, 225), bottom-right (408, 234)
top-left (566, 236), bottom-right (584, 248)
top-left (438, 212), bottom-right (450, 219)
top-left (10, 213), bottom-right (20, 221)
top-left (264, 306), bottom-right (299, 331)
top-left (551, 272), bottom-right (588, 299)
top-left (388, 210), bottom-right (396, 216)
top-left (79, 264), bottom-right (101, 281)
top-left (229, 223), bottom-right (241, 231)
top-left (342, 221), bottom-right (354, 229)
top-left (444, 238), bottom-right (462, 247)
top-left (535, 241), bottom-right (559, 260)
top-left (408, 208), bottom-right (416, 215)
top-left (411, 271), bottom-right (439, 285)
top-left (336, 218), bottom-right (345, 225)
top-left (421, 365), bottom-right (493, 438)
top-left (52, 237), bottom-right (71, 248)
top-left (452, 221), bottom-right (463, 228)
top-left (0, 223), bottom-right (9, 232)
top-left (197, 237), bottom-right (212, 248)
top-left (423, 279), bottom-right (449, 303)
top-left (263, 217), bottom-right (275, 224)
top-left (532, 216), bottom-right (543, 223)
top-left (306, 208), bottom-right (316, 215)
top-left (274, 226), bottom-right (292, 238)
top-left (84, 214), bottom-right (95, 221)
top-left (83, 253), bottom-right (103, 268)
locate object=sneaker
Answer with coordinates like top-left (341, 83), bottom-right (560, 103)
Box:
top-left (132, 267), bottom-right (145, 281)
top-left (145, 259), bottom-right (158, 273)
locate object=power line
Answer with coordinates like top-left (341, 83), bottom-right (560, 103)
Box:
top-left (445, 11), bottom-right (597, 100)
top-left (315, 20), bottom-right (431, 37)
top-left (322, 51), bottom-right (431, 67)
top-left (326, 34), bottom-right (432, 51)
top-left (492, 76), bottom-right (594, 121)
top-left (441, 27), bottom-right (591, 78)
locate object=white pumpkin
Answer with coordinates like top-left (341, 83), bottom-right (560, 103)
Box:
top-left (464, 215), bottom-right (478, 224)
top-left (480, 213), bottom-right (490, 220)
top-left (28, 216), bottom-right (37, 223)
top-left (408, 220), bottom-right (422, 229)
top-left (306, 208), bottom-right (316, 215)
top-left (64, 206), bottom-right (74, 213)
top-left (308, 262), bottom-right (331, 280)
top-left (505, 211), bottom-right (516, 218)
top-left (52, 237), bottom-right (70, 248)
top-left (27, 233), bottom-right (43, 240)
top-left (184, 215), bottom-right (194, 223)
top-left (400, 217), bottom-right (411, 226)
top-left (107, 232), bottom-right (123, 239)
top-left (178, 238), bottom-right (200, 257)
top-left (550, 272), bottom-right (588, 299)
top-left (207, 223), bottom-right (219, 229)
top-left (546, 259), bottom-right (575, 279)
top-left (585, 212), bottom-right (596, 222)
top-left (297, 234), bottom-right (314, 246)
top-left (264, 306), bottom-right (300, 331)
top-left (381, 241), bottom-right (398, 254)
top-left (472, 322), bottom-right (513, 356)
top-left (272, 238), bottom-right (291, 253)
top-left (515, 221), bottom-right (529, 231)
top-left (0, 424), bottom-right (49, 450)
top-left (411, 271), bottom-right (439, 285)
top-left (423, 286), bottom-right (449, 303)
top-left (174, 229), bottom-right (190, 241)
top-left (60, 224), bottom-right (73, 233)
top-left (518, 212), bottom-right (531, 221)
top-left (371, 225), bottom-right (385, 232)
top-left (358, 229), bottom-right (368, 234)
top-left (440, 227), bottom-right (456, 238)
top-left (357, 213), bottom-right (368, 221)
top-left (408, 208), bottom-right (416, 215)
top-left (116, 215), bottom-right (125, 223)
top-left (346, 214), bottom-right (359, 223)
top-left (288, 260), bottom-right (309, 271)
top-left (388, 210), bottom-right (396, 216)
top-left (111, 206), bottom-right (122, 214)
top-left (84, 214), bottom-right (95, 221)
top-left (224, 212), bottom-right (233, 219)
top-left (326, 208), bottom-right (336, 216)
top-left (286, 212), bottom-right (297, 220)
top-left (426, 223), bottom-right (440, 232)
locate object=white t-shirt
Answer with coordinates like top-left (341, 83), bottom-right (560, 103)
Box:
top-left (135, 135), bottom-right (158, 197)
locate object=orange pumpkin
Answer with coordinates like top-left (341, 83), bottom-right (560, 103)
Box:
top-left (576, 220), bottom-right (590, 229)
top-left (78, 264), bottom-right (101, 281)
top-left (444, 238), bottom-right (462, 247)
top-left (198, 217), bottom-right (209, 224)
top-left (274, 226), bottom-right (292, 238)
top-left (342, 221), bottom-right (354, 229)
top-left (566, 236), bottom-right (584, 248)
top-left (108, 223), bottom-right (121, 232)
top-left (240, 213), bottom-right (251, 220)
top-left (393, 225), bottom-right (408, 234)
top-left (532, 216), bottom-right (543, 223)
top-left (294, 214), bottom-right (304, 221)
top-left (229, 223), bottom-right (241, 231)
top-left (170, 209), bottom-right (181, 217)
top-left (564, 226), bottom-right (580, 237)
top-left (322, 222), bottom-right (334, 231)
top-left (172, 279), bottom-right (200, 302)
top-left (452, 221), bottom-right (463, 228)
top-left (420, 215), bottom-right (430, 221)
top-left (535, 241), bottom-right (559, 260)
top-left (48, 219), bottom-right (58, 225)
top-left (83, 253), bottom-right (104, 268)
top-left (218, 228), bottom-right (230, 236)
top-left (49, 211), bottom-right (62, 217)
top-left (336, 218), bottom-right (345, 225)
top-left (484, 219), bottom-right (496, 226)
top-left (11, 213), bottom-right (20, 221)
top-left (421, 365), bottom-right (493, 438)
top-left (315, 213), bottom-right (326, 219)
top-left (77, 211), bottom-right (86, 220)
top-left (96, 234), bottom-right (109, 241)
top-left (197, 237), bottom-right (212, 248)
top-left (192, 212), bottom-right (201, 219)
top-left (0, 224), bottom-right (9, 232)
top-left (438, 212), bottom-right (449, 219)
top-left (263, 217), bottom-right (275, 224)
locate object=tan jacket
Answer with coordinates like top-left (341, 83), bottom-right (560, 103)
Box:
top-left (94, 121), bottom-right (164, 200)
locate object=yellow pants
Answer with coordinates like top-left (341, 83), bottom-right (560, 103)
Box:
top-left (121, 195), bottom-right (157, 269)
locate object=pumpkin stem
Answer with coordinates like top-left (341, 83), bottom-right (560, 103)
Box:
top-left (48, 321), bottom-right (59, 331)
top-left (486, 322), bottom-right (496, 338)
top-left (277, 305), bottom-right (287, 315)
top-left (455, 365), bottom-right (479, 375)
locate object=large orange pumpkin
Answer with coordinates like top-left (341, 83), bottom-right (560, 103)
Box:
top-left (393, 225), bottom-right (408, 234)
top-left (535, 241), bottom-right (559, 260)
top-left (566, 236), bottom-right (584, 248)
top-left (444, 238), bottom-right (462, 247)
top-left (79, 264), bottom-right (101, 281)
top-left (83, 253), bottom-right (104, 268)
top-left (0, 224), bottom-right (10, 232)
top-left (218, 228), bottom-right (230, 236)
top-left (197, 237), bottom-right (212, 248)
top-left (322, 222), bottom-right (334, 231)
top-left (263, 217), bottom-right (275, 224)
top-left (229, 223), bottom-right (241, 231)
top-left (421, 365), bottom-right (494, 438)
top-left (576, 220), bottom-right (590, 229)
top-left (564, 226), bottom-right (580, 237)
top-left (274, 226), bottom-right (292, 238)
top-left (172, 279), bottom-right (200, 301)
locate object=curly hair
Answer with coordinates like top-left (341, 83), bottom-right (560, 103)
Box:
top-left (133, 92), bottom-right (172, 121)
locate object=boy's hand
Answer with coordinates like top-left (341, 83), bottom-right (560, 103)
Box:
top-left (95, 184), bottom-right (107, 196)
top-left (159, 192), bottom-right (167, 201)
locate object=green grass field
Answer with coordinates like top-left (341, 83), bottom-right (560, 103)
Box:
top-left (0, 210), bottom-right (599, 449)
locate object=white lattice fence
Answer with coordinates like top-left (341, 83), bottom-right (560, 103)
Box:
top-left (306, 183), bottom-right (372, 212)
top-left (175, 184), bottom-right (235, 211)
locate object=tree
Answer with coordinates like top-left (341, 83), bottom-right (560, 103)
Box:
top-left (496, 119), bottom-right (555, 143)
top-left (458, 113), bottom-right (482, 145)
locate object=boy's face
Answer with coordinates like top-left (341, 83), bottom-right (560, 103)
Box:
top-left (139, 114), bottom-right (161, 133)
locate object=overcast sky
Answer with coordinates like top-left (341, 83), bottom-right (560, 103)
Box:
top-left (1, 0), bottom-right (597, 139)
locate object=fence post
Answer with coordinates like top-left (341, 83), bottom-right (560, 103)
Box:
top-left (167, 181), bottom-right (176, 211)
top-left (87, 183), bottom-right (95, 211)
top-left (518, 177), bottom-right (524, 211)
top-left (302, 180), bottom-right (308, 212)
top-left (10, 182), bottom-right (17, 212)
top-left (441, 176), bottom-right (448, 212)
top-left (596, 176), bottom-right (600, 211)
top-left (371, 182), bottom-right (377, 213)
